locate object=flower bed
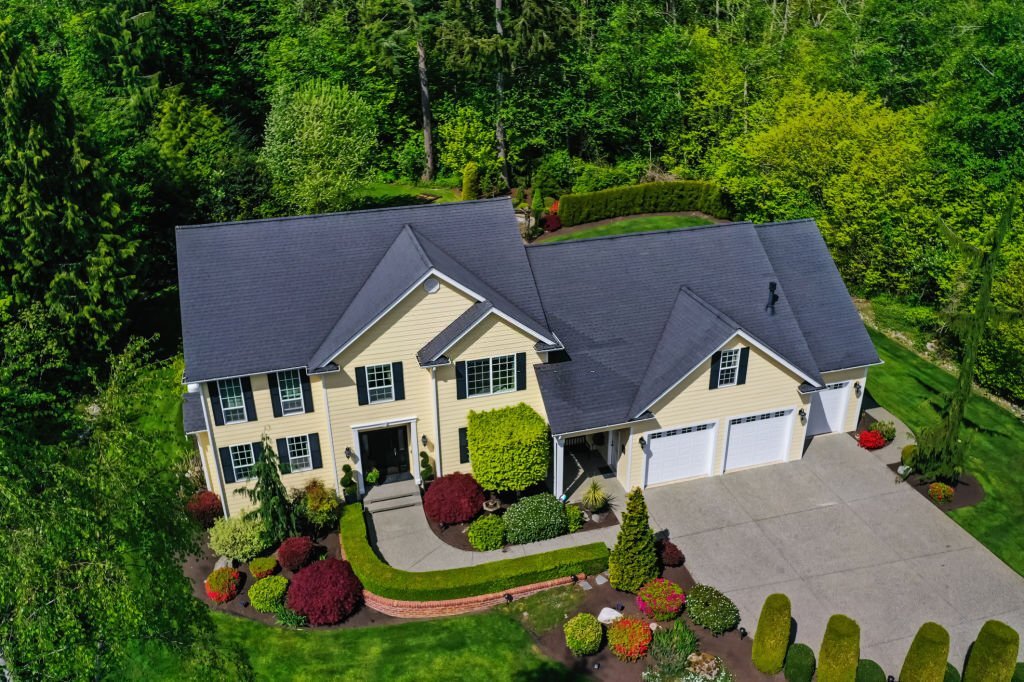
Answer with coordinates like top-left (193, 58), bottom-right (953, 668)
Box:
top-left (608, 616), bottom-right (653, 661)
top-left (636, 578), bottom-right (685, 621)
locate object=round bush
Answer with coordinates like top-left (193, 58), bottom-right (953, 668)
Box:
top-left (947, 663), bottom-right (963, 682)
top-left (208, 516), bottom-right (268, 562)
top-left (422, 472), bottom-right (484, 525)
top-left (467, 514), bottom-right (505, 551)
top-left (248, 575), bottom-right (289, 613)
top-left (901, 622), bottom-right (950, 682)
top-left (929, 482), bottom-right (955, 504)
top-left (858, 430), bottom-right (887, 450)
top-left (564, 613), bottom-right (603, 656)
top-left (819, 614), bottom-right (861, 682)
top-left (285, 557), bottom-right (362, 625)
top-left (784, 643), bottom-right (817, 682)
top-left (503, 493), bottom-right (568, 545)
top-left (1011, 662), bottom-right (1024, 682)
top-left (687, 584), bottom-right (740, 635)
top-left (963, 619), bottom-right (1019, 682)
top-left (607, 616), bottom-right (653, 661)
top-left (186, 490), bottom-right (222, 528)
top-left (902, 444), bottom-right (918, 466)
top-left (636, 578), bottom-right (686, 621)
top-left (657, 538), bottom-right (685, 567)
top-left (204, 567), bottom-right (241, 604)
top-left (566, 504), bottom-right (584, 533)
top-left (277, 536), bottom-right (316, 572)
top-left (752, 593), bottom-right (792, 674)
top-left (856, 659), bottom-right (886, 682)
top-left (248, 556), bottom-right (277, 579)
top-left (297, 479), bottom-right (340, 529)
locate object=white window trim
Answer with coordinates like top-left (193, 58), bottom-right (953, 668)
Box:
top-left (230, 443), bottom-right (255, 481)
top-left (285, 435), bottom-right (313, 473)
top-left (276, 370), bottom-right (305, 415)
top-left (717, 348), bottom-right (741, 388)
top-left (218, 378), bottom-right (247, 424)
top-left (366, 362), bottom-right (396, 404)
top-left (465, 355), bottom-right (517, 398)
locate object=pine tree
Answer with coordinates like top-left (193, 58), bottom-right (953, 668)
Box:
top-left (608, 487), bottom-right (659, 593)
top-left (236, 434), bottom-right (296, 545)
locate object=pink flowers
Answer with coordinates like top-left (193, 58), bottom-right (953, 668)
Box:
top-left (636, 578), bottom-right (686, 621)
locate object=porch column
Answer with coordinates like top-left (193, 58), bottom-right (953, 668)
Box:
top-left (351, 427), bottom-right (366, 496)
top-left (552, 435), bottom-right (565, 498)
top-left (410, 420), bottom-right (421, 485)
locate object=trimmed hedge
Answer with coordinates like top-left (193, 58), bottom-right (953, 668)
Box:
top-left (467, 514), bottom-right (505, 551)
top-left (901, 622), bottom-right (951, 682)
top-left (964, 620), bottom-right (1019, 682)
top-left (248, 575), bottom-right (289, 613)
top-left (467, 403), bottom-right (550, 493)
top-left (785, 643), bottom-right (816, 682)
top-left (752, 593), bottom-right (792, 674)
top-left (558, 181), bottom-right (730, 227)
top-left (341, 503), bottom-right (609, 601)
top-left (819, 614), bottom-right (861, 682)
top-left (855, 659), bottom-right (886, 682)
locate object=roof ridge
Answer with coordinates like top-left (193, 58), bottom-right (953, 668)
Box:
top-left (753, 218), bottom-right (816, 228)
top-left (677, 286), bottom-right (741, 330)
top-left (527, 220), bottom-right (754, 248)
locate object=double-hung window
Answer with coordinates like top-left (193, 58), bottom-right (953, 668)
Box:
top-left (230, 443), bottom-right (255, 480)
top-left (286, 435), bottom-right (312, 472)
top-left (717, 348), bottom-right (741, 387)
top-left (466, 355), bottom-right (516, 397)
top-left (366, 363), bottom-right (394, 403)
top-left (276, 370), bottom-right (305, 415)
top-left (218, 378), bottom-right (247, 423)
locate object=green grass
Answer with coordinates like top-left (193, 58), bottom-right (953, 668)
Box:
top-left (866, 328), bottom-right (1024, 575)
top-left (352, 180), bottom-right (460, 208)
top-left (498, 584), bottom-right (585, 636)
top-left (545, 214), bottom-right (714, 242)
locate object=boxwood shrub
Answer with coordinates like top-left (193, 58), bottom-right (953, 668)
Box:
top-left (752, 593), bottom-right (792, 674)
top-left (564, 613), bottom-right (603, 656)
top-left (340, 503), bottom-right (608, 601)
top-left (784, 643), bottom-right (816, 682)
top-left (819, 614), bottom-right (861, 682)
top-left (687, 584), bottom-right (740, 635)
top-left (558, 181), bottom-right (730, 227)
top-left (248, 556), bottom-right (277, 579)
top-left (467, 403), bottom-right (550, 493)
top-left (566, 503), bottom-right (584, 533)
top-left (855, 659), bottom-right (886, 682)
top-left (208, 516), bottom-right (268, 562)
top-left (963, 620), bottom-right (1019, 682)
top-left (503, 493), bottom-right (568, 545)
top-left (1011, 662), bottom-right (1024, 682)
top-left (467, 514), bottom-right (505, 551)
top-left (900, 622), bottom-right (951, 682)
top-left (947, 662), bottom-right (963, 682)
top-left (248, 575), bottom-right (289, 613)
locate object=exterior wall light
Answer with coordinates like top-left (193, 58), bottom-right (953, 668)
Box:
top-left (854, 381), bottom-right (862, 397)
top-left (798, 408), bottom-right (807, 424)
top-left (345, 446), bottom-right (354, 458)
top-left (638, 436), bottom-right (647, 449)
top-left (421, 434), bottom-right (428, 447)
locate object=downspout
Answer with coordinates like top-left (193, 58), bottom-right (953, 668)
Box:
top-left (431, 367), bottom-right (443, 478)
top-left (626, 427), bottom-right (634, 491)
top-left (200, 383), bottom-right (230, 518)
top-left (321, 378), bottom-right (342, 496)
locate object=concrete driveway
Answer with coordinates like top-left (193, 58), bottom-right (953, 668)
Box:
top-left (645, 421), bottom-right (1024, 676)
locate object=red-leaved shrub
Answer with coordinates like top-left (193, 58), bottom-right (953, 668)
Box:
top-left (636, 578), bottom-right (686, 620)
top-left (550, 199), bottom-right (559, 214)
top-left (285, 557), bottom-right (362, 625)
top-left (186, 490), bottom-right (222, 528)
top-left (607, 616), bottom-right (653, 661)
top-left (657, 538), bottom-right (684, 567)
top-left (857, 430), bottom-right (887, 450)
top-left (204, 567), bottom-right (241, 604)
top-left (543, 214), bottom-right (562, 232)
top-left (423, 472), bottom-right (484, 525)
top-left (277, 536), bottom-right (316, 572)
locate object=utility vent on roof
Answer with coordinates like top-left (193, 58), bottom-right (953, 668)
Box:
top-left (765, 281), bottom-right (779, 315)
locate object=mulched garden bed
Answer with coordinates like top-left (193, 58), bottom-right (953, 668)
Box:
top-left (886, 463), bottom-right (986, 511)
top-left (426, 504), bottom-right (620, 552)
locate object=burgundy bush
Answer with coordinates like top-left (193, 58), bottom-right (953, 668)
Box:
top-left (285, 557), bottom-right (362, 625)
top-left (657, 538), bottom-right (685, 567)
top-left (186, 490), bottom-right (222, 528)
top-left (422, 472), bottom-right (485, 525)
top-left (277, 536), bottom-right (316, 572)
top-left (543, 213), bottom-right (562, 232)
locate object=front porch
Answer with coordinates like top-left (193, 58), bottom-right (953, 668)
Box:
top-left (553, 430), bottom-right (627, 507)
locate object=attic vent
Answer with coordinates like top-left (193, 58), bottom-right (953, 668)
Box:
top-left (423, 277), bottom-right (440, 294)
top-left (765, 281), bottom-right (779, 315)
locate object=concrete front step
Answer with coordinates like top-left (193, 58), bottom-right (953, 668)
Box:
top-left (362, 478), bottom-right (420, 504)
top-left (366, 495), bottom-right (423, 514)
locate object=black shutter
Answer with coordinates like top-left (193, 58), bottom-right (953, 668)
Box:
top-left (219, 446), bottom-right (235, 483)
top-left (515, 353), bottom-right (527, 391)
top-left (392, 362), bottom-right (405, 400)
top-left (355, 366), bottom-right (368, 405)
top-left (241, 377), bottom-right (257, 421)
top-left (276, 437), bottom-right (289, 470)
top-left (709, 351), bottom-right (722, 390)
top-left (268, 373), bottom-right (282, 418)
top-left (737, 347), bottom-right (750, 385)
top-left (251, 440), bottom-right (264, 463)
top-left (300, 371), bottom-right (314, 413)
top-left (459, 427), bottom-right (470, 463)
top-left (208, 381), bottom-right (224, 426)
top-left (456, 361), bottom-right (467, 400)
top-left (308, 433), bottom-right (323, 469)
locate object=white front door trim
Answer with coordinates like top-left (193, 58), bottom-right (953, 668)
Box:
top-left (351, 416), bottom-right (420, 494)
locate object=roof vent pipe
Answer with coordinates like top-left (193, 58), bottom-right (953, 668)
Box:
top-left (765, 281), bottom-right (778, 315)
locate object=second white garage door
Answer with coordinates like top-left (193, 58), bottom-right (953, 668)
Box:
top-left (724, 409), bottom-right (794, 472)
top-left (645, 422), bottom-right (716, 485)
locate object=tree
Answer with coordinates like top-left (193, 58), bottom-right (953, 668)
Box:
top-left (608, 487), bottom-right (659, 593)
top-left (467, 403), bottom-right (549, 493)
top-left (236, 434), bottom-right (297, 545)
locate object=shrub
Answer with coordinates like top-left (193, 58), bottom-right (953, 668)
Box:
top-left (558, 180), bottom-right (730, 227)
top-left (687, 584), bottom-right (740, 635)
top-left (657, 538), bottom-right (685, 567)
top-left (467, 514), bottom-right (505, 551)
top-left (855, 659), bottom-right (886, 682)
top-left (296, 479), bottom-right (340, 529)
top-left (870, 420), bottom-right (897, 442)
top-left (566, 504), bottom-right (584, 533)
top-left (819, 614), bottom-right (861, 682)
top-left (277, 536), bottom-right (316, 572)
top-left (929, 482), bottom-right (955, 504)
top-left (186, 490), bottom-right (222, 528)
top-left (683, 653), bottom-right (735, 682)
top-left (1012, 662), bottom-right (1024, 682)
top-left (543, 213), bottom-right (562, 232)
top-left (274, 606), bottom-right (308, 629)
top-left (581, 479), bottom-right (608, 512)
top-left (340, 463), bottom-right (357, 499)
top-left (461, 161), bottom-right (480, 200)
top-left (608, 616), bottom-right (653, 661)
top-left (637, 578), bottom-right (686, 621)
top-left (752, 593), bottom-right (792, 674)
top-left (608, 488), bottom-right (659, 593)
top-left (648, 620), bottom-right (699, 677)
top-left (248, 575), bottom-right (289, 613)
top-left (504, 493), bottom-right (568, 544)
top-left (902, 444), bottom-right (918, 466)
top-left (785, 643), bottom-right (817, 682)
top-left (963, 620), bottom-right (1019, 682)
top-left (419, 451), bottom-right (434, 481)
top-left (900, 621), bottom-right (951, 682)
top-left (467, 404), bottom-right (550, 492)
top-left (564, 613), bottom-right (603, 656)
top-left (948, 663), bottom-right (963, 682)
top-left (857, 430), bottom-right (887, 450)
top-left (204, 567), bottom-right (241, 604)
top-left (286, 557), bottom-right (363, 625)
top-left (423, 472), bottom-right (484, 525)
top-left (208, 516), bottom-right (268, 562)
top-left (248, 556), bottom-right (277, 579)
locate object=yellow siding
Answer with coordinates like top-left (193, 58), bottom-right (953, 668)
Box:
top-left (821, 367), bottom-right (870, 432)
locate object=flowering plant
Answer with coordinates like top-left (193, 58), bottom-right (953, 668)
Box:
top-left (204, 567), bottom-right (241, 604)
top-left (550, 199), bottom-right (559, 214)
top-left (637, 578), bottom-right (686, 620)
top-left (928, 482), bottom-right (954, 504)
top-left (857, 430), bottom-right (887, 450)
top-left (608, 616), bottom-right (653, 661)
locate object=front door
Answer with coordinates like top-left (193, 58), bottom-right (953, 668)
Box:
top-left (359, 425), bottom-right (410, 481)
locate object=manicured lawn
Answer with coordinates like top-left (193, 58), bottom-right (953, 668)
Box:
top-left (352, 180), bottom-right (460, 208)
top-left (866, 328), bottom-right (1024, 575)
top-left (545, 214), bottom-right (714, 242)
top-left (499, 584), bottom-right (585, 636)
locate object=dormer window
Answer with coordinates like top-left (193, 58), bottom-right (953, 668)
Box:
top-left (717, 348), bottom-right (741, 387)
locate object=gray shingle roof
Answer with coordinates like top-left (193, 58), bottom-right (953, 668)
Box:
top-left (182, 391), bottom-right (206, 433)
top-left (417, 300), bottom-right (492, 365)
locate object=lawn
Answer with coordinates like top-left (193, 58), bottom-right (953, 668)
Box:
top-left (544, 213), bottom-right (714, 242)
top-left (351, 180), bottom-right (460, 209)
top-left (866, 328), bottom-right (1024, 575)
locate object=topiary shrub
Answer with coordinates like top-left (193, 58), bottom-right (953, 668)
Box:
top-left (963, 620), bottom-right (1019, 682)
top-left (503, 493), bottom-right (568, 544)
top-left (819, 614), bottom-right (861, 682)
top-left (855, 659), bottom-right (886, 682)
top-left (648, 619), bottom-right (699, 677)
top-left (204, 567), bottom-right (242, 604)
top-left (657, 538), bottom-right (685, 567)
top-left (186, 490), bottom-right (222, 528)
top-left (564, 613), bottom-right (603, 656)
top-left (461, 161), bottom-right (480, 200)
top-left (467, 404), bottom-right (550, 493)
top-left (636, 578), bottom-right (686, 621)
top-left (901, 622), bottom-right (951, 682)
top-left (208, 516), bottom-right (268, 562)
top-left (566, 504), bottom-right (584, 533)
top-left (687, 584), bottom-right (740, 635)
top-left (248, 575), bottom-right (289, 613)
top-left (752, 593), bottom-right (792, 674)
top-left (422, 472), bottom-right (484, 525)
top-left (249, 556), bottom-right (277, 579)
top-left (467, 514), bottom-right (505, 551)
top-left (285, 557), bottom-right (362, 625)
top-left (277, 536), bottom-right (316, 572)
top-left (608, 487), bottom-right (659, 593)
top-left (902, 444), bottom-right (918, 466)
top-left (607, 616), bottom-right (653, 661)
top-left (785, 643), bottom-right (816, 682)
top-left (296, 479), bottom-right (340, 530)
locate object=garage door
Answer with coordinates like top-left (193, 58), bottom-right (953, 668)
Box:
top-left (724, 409), bottom-right (793, 472)
top-left (806, 382), bottom-right (850, 436)
top-left (645, 423), bottom-right (716, 485)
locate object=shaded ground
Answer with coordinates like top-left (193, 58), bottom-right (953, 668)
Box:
top-left (532, 211), bottom-right (723, 243)
top-left (886, 462), bottom-right (986, 512)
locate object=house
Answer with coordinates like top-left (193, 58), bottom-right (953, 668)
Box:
top-left (178, 198), bottom-right (879, 516)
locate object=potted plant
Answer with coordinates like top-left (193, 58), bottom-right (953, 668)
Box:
top-left (365, 468), bottom-right (381, 486)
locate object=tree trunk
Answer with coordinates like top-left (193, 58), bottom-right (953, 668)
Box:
top-left (494, 0), bottom-right (511, 188)
top-left (417, 38), bottom-right (436, 182)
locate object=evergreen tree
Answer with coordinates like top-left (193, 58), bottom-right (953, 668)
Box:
top-left (608, 487), bottom-right (659, 593)
top-left (236, 434), bottom-right (297, 545)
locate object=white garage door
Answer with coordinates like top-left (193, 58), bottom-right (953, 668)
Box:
top-left (724, 409), bottom-right (793, 472)
top-left (806, 382), bottom-right (851, 436)
top-left (645, 423), bottom-right (716, 485)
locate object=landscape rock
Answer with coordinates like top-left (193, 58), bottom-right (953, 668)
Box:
top-left (597, 607), bottom-right (623, 625)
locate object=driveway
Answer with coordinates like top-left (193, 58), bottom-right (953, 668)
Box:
top-left (645, 413), bottom-right (1024, 676)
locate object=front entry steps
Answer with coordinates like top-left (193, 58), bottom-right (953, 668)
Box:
top-left (364, 478), bottom-right (422, 514)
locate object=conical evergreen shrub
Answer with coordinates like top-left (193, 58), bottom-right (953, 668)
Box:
top-left (608, 487), bottom-right (659, 593)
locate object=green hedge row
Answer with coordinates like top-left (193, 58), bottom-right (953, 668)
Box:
top-left (340, 503), bottom-right (609, 601)
top-left (558, 181), bottom-right (731, 227)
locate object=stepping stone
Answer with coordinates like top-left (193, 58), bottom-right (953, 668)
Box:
top-left (594, 574), bottom-right (608, 585)
top-left (598, 607), bottom-right (623, 624)
top-left (579, 580), bottom-right (593, 591)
